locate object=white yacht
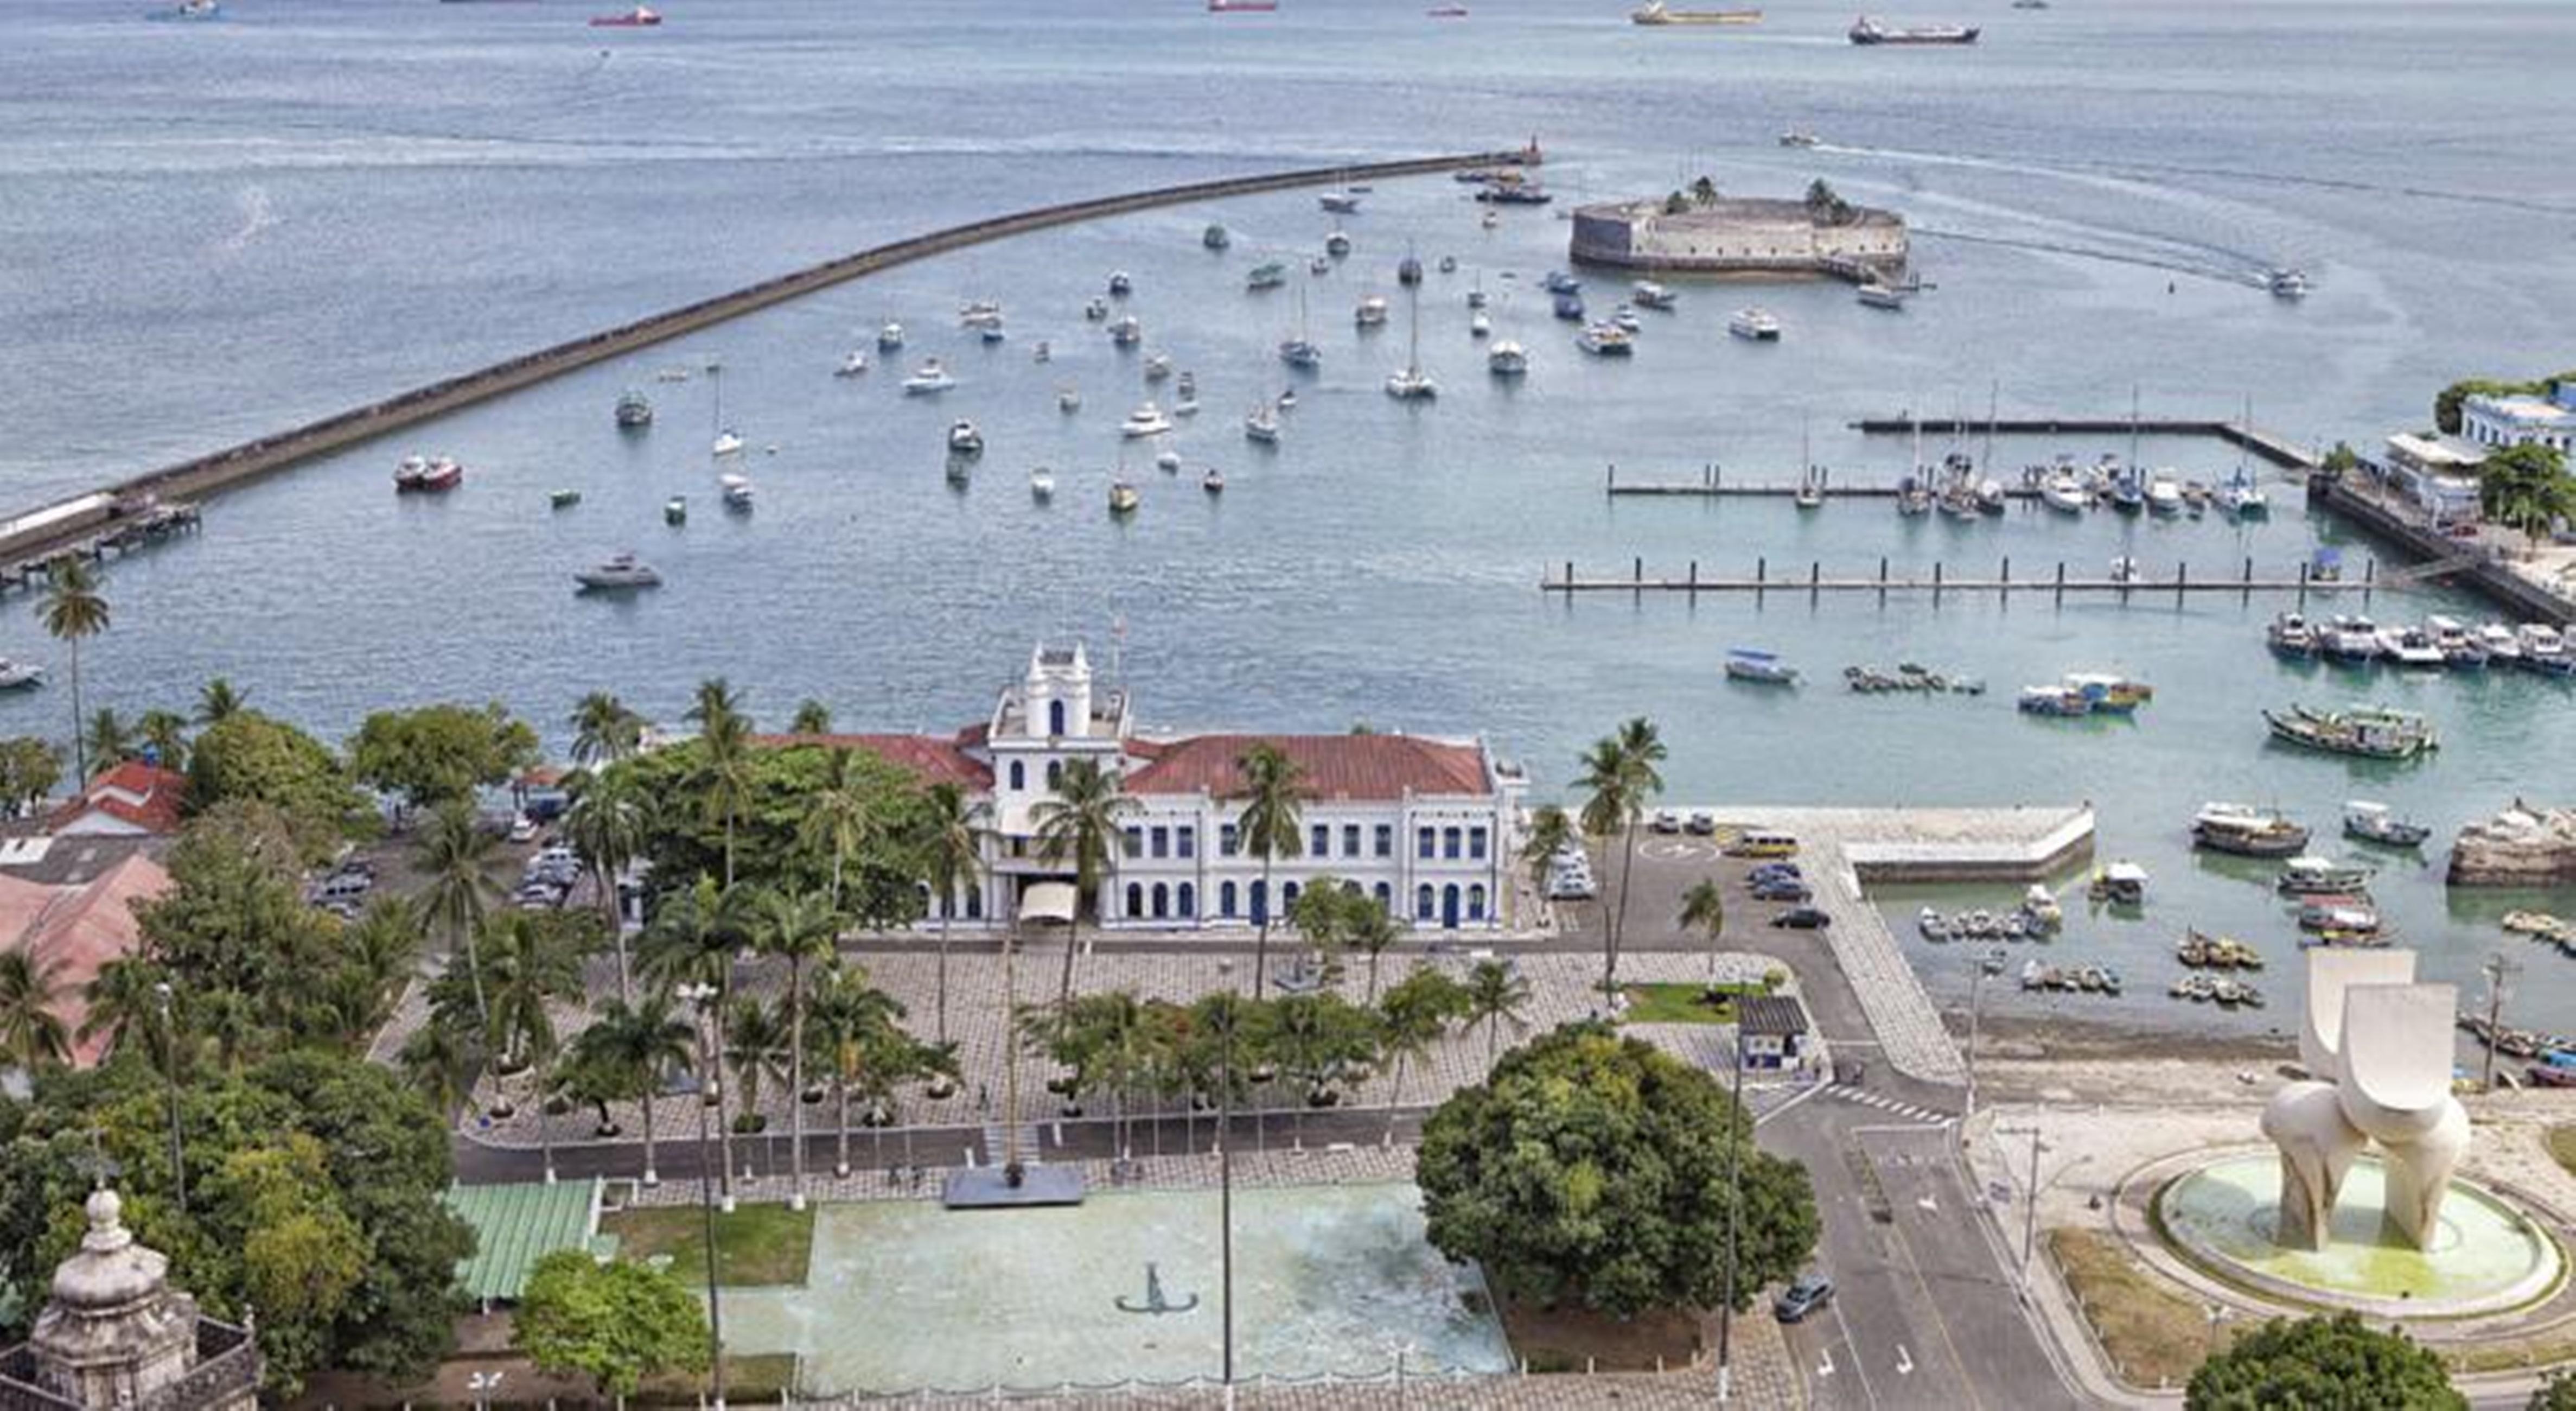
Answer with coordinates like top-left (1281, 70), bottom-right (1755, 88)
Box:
top-left (575, 552), bottom-right (663, 592)
top-left (1109, 315), bottom-right (1143, 347)
top-left (719, 472), bottom-right (755, 511)
top-left (2518, 623), bottom-right (2574, 675)
top-left (1385, 366), bottom-right (1438, 399)
top-left (877, 322), bottom-right (905, 351)
top-left (1121, 402), bottom-right (1175, 437)
top-left (1576, 322), bottom-right (1633, 355)
top-left (1354, 296), bottom-right (1389, 328)
top-left (1487, 340), bottom-right (1529, 377)
top-left (2145, 474), bottom-right (2185, 516)
top-left (2041, 471), bottom-right (2089, 513)
top-left (711, 430), bottom-right (744, 458)
top-left (1244, 402), bottom-right (1282, 444)
top-left (1028, 467), bottom-right (1057, 501)
top-left (0, 659), bottom-right (46, 691)
top-left (1057, 385), bottom-right (1082, 414)
top-left (1143, 353), bottom-right (1173, 382)
top-left (834, 350), bottom-right (869, 378)
top-left (1630, 280), bottom-right (1677, 310)
top-left (902, 359), bottom-right (956, 395)
top-left (2268, 268), bottom-right (2310, 300)
top-left (2218, 471), bottom-right (2270, 518)
top-left (1469, 311), bottom-right (1491, 338)
top-left (2475, 621), bottom-right (2522, 666)
top-left (1319, 189), bottom-right (1362, 213)
top-left (1728, 308), bottom-right (1782, 341)
top-left (2375, 624), bottom-right (2445, 669)
top-left (1155, 448), bottom-right (1183, 473)
top-left (959, 299), bottom-right (1004, 328)
top-left (947, 421), bottom-right (984, 456)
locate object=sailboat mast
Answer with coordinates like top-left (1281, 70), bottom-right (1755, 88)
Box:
top-left (1984, 377), bottom-right (1998, 475)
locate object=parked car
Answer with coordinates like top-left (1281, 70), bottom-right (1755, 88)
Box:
top-left (1686, 811), bottom-right (1717, 836)
top-left (1748, 862), bottom-right (1803, 883)
top-left (1547, 873), bottom-right (1598, 901)
top-left (507, 814), bottom-right (539, 844)
top-left (1775, 1274), bottom-right (1835, 1323)
top-left (1649, 809), bottom-right (1684, 834)
top-left (1771, 906), bottom-right (1832, 930)
top-left (1752, 880), bottom-right (1813, 904)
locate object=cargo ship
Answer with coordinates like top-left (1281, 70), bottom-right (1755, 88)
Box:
top-left (1208, 0), bottom-right (1278, 11)
top-left (1848, 15), bottom-right (1979, 43)
top-left (1631, 3), bottom-right (1762, 24)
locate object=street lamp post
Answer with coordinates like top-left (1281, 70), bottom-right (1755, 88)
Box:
top-left (1216, 957), bottom-right (1237, 1410)
top-left (1997, 1124), bottom-right (2090, 1280)
top-left (2480, 952), bottom-right (2519, 1092)
top-left (152, 982), bottom-right (184, 1218)
top-left (679, 982), bottom-right (728, 1411)
top-left (1716, 1019), bottom-right (1746, 1402)
top-left (1963, 954), bottom-right (1987, 1126)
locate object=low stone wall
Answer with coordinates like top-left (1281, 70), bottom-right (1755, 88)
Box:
top-left (2310, 473), bottom-right (2576, 627)
top-left (2449, 804), bottom-right (2576, 887)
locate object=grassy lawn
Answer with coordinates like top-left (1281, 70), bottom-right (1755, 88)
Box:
top-left (638, 1352), bottom-right (798, 1406)
top-left (1618, 981), bottom-right (1770, 1025)
top-left (2550, 1124), bottom-right (2576, 1179)
top-left (2050, 1228), bottom-right (2245, 1390)
top-left (602, 1204), bottom-right (815, 1287)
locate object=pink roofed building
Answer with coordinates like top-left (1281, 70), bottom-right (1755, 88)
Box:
top-left (0, 851), bottom-right (169, 1067)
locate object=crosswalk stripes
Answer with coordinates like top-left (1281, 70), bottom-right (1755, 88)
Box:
top-left (979, 1122), bottom-right (1047, 1165)
top-left (1825, 1085), bottom-right (1957, 1127)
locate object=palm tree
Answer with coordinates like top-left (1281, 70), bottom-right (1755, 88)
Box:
top-left (563, 771), bottom-right (651, 999)
top-left (39, 559), bottom-right (109, 784)
top-left (1522, 803), bottom-right (1573, 924)
top-left (638, 876), bottom-right (750, 1201)
top-left (398, 1018), bottom-right (484, 1123)
top-left (418, 800), bottom-right (499, 1030)
top-left (1374, 968), bottom-right (1464, 1145)
top-left (193, 676), bottom-right (244, 726)
top-left (1268, 992), bottom-right (1369, 1149)
top-left (1232, 743), bottom-right (1308, 1000)
top-left (917, 782), bottom-right (987, 1046)
top-left (789, 699), bottom-right (832, 735)
top-left (1460, 958), bottom-right (1532, 1071)
top-left (1346, 897), bottom-right (1400, 1003)
top-left (568, 691), bottom-right (645, 770)
top-left (2479, 443), bottom-right (2576, 550)
top-left (81, 709), bottom-right (131, 777)
top-left (806, 966), bottom-right (906, 1179)
top-left (723, 997), bottom-right (792, 1135)
top-left (571, 995), bottom-right (694, 1185)
top-left (685, 678), bottom-right (753, 888)
top-left (798, 747), bottom-right (879, 910)
top-left (755, 887), bottom-right (842, 1209)
top-left (0, 739), bottom-right (61, 820)
top-left (0, 951), bottom-right (70, 1071)
top-left (134, 709), bottom-right (189, 772)
top-left (1679, 877), bottom-right (1727, 984)
top-left (78, 957), bottom-right (174, 1069)
top-left (342, 894), bottom-right (425, 1021)
top-left (1577, 718), bottom-right (1665, 994)
top-left (1031, 758), bottom-right (1133, 1009)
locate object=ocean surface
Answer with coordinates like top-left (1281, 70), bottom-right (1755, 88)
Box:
top-left (3, 0), bottom-right (2573, 1035)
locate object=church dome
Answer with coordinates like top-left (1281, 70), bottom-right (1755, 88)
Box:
top-left (48, 1190), bottom-right (169, 1313)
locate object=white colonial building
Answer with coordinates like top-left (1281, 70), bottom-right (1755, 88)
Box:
top-left (796, 644), bottom-right (1525, 932)
top-left (2461, 383), bottom-right (2576, 453)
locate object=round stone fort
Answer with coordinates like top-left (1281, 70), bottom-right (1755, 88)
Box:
top-left (1568, 194), bottom-right (1907, 277)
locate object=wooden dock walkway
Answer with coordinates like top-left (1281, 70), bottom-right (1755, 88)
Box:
top-left (1603, 464), bottom-right (2039, 499)
top-left (1542, 555), bottom-right (2389, 604)
top-left (1846, 415), bottom-right (2320, 471)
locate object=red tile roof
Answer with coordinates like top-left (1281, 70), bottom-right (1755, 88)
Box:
top-left (756, 733), bottom-right (993, 790)
top-left (1124, 734), bottom-right (1489, 801)
top-left (46, 761), bottom-right (187, 836)
top-left (0, 852), bottom-right (169, 1067)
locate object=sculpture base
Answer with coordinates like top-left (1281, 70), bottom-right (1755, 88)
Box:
top-left (2154, 1154), bottom-right (2564, 1319)
top-left (942, 1166), bottom-right (1087, 1209)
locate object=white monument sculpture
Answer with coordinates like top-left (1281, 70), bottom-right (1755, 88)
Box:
top-left (2259, 949), bottom-right (2468, 1252)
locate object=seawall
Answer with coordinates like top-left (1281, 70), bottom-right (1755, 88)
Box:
top-left (0, 148), bottom-right (1527, 565)
top-left (2307, 473), bottom-right (2575, 627)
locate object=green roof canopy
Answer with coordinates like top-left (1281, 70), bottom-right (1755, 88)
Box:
top-left (443, 1179), bottom-right (614, 1302)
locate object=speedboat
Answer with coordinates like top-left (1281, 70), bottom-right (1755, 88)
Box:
top-left (588, 4), bottom-right (659, 26)
top-left (1631, 281), bottom-right (1676, 310)
top-left (1397, 253), bottom-right (1424, 287)
top-left (1108, 271), bottom-right (1134, 296)
top-left (2277, 855), bottom-right (2373, 895)
top-left (2041, 472), bottom-right (2088, 513)
top-left (719, 473), bottom-right (754, 511)
top-left (1202, 467), bottom-right (1226, 494)
top-left (2426, 615), bottom-right (2487, 669)
top-left (1028, 467), bottom-right (1057, 501)
top-left (1244, 402), bottom-right (1282, 444)
top-left (575, 552), bottom-right (662, 591)
top-left (1551, 290), bottom-right (1586, 321)
top-left (1385, 365), bottom-right (1438, 400)
top-left (393, 455), bottom-right (464, 493)
top-left (2375, 624), bottom-right (2445, 669)
top-left (1057, 386), bottom-right (1082, 414)
top-left (663, 495), bottom-right (686, 525)
top-left (2266, 612), bottom-right (2319, 659)
top-left (1155, 449), bottom-right (1183, 473)
top-left (1279, 336), bottom-right (1324, 368)
top-left (2145, 474), bottom-right (2184, 516)
top-left (1108, 480), bottom-right (1141, 515)
top-left (1487, 340), bottom-right (1529, 377)
top-left (1246, 262), bottom-right (1287, 291)
top-left (877, 322), bottom-right (905, 351)
top-left (834, 351), bottom-right (869, 378)
top-left (1325, 230), bottom-right (1353, 258)
top-left (2342, 801), bottom-right (2430, 849)
top-left (2517, 624), bottom-right (2574, 676)
top-left (1724, 649), bottom-right (1798, 685)
top-left (979, 320), bottom-right (1008, 345)
top-left (947, 421), bottom-right (984, 456)
top-left (1727, 308), bottom-right (1782, 341)
top-left (2321, 615), bottom-right (2382, 665)
top-left (146, 0), bottom-right (220, 17)
top-left (550, 488), bottom-right (582, 510)
top-left (1576, 322), bottom-right (1633, 356)
top-left (2475, 621), bottom-right (2523, 668)
top-left (1109, 315), bottom-right (1143, 347)
top-left (1611, 304), bottom-right (1641, 333)
top-left (1309, 254), bottom-right (1331, 276)
top-left (902, 359), bottom-right (957, 395)
top-left (1319, 189), bottom-right (1362, 213)
top-left (1121, 403), bottom-right (1174, 437)
top-left (1469, 312), bottom-right (1491, 338)
top-left (1778, 129), bottom-right (1821, 148)
top-left (2268, 268), bottom-right (2310, 300)
top-left (711, 430), bottom-right (744, 457)
top-left (0, 658), bottom-right (41, 691)
top-left (1143, 354), bottom-right (1174, 382)
top-left (615, 389), bottom-right (654, 427)
top-left (1542, 270), bottom-right (1581, 295)
top-left (1354, 296), bottom-right (1389, 328)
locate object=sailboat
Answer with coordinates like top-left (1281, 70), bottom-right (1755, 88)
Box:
top-left (2221, 394), bottom-right (2272, 519)
top-left (708, 363), bottom-right (742, 457)
top-left (1278, 284), bottom-right (1322, 368)
top-left (1794, 421), bottom-right (1824, 509)
top-left (1385, 274), bottom-right (1437, 400)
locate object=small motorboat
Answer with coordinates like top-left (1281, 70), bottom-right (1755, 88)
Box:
top-left (1108, 480), bottom-right (1141, 516)
top-left (948, 421), bottom-right (984, 456)
top-left (719, 473), bottom-right (754, 511)
top-left (1155, 449), bottom-right (1183, 473)
top-left (1029, 467), bottom-right (1057, 501)
top-left (1203, 223), bottom-right (1231, 251)
top-left (614, 389), bottom-right (654, 427)
top-left (1121, 403), bottom-right (1174, 438)
top-left (1319, 189), bottom-right (1363, 213)
top-left (1084, 297), bottom-right (1110, 322)
top-left (2342, 800), bottom-right (2431, 849)
top-left (1058, 386), bottom-right (1082, 414)
top-left (1244, 402), bottom-right (1282, 444)
top-left (1325, 230), bottom-right (1353, 258)
top-left (0, 659), bottom-right (47, 691)
top-left (958, 298), bottom-right (1004, 328)
top-left (1107, 270), bottom-right (1134, 296)
top-left (1202, 467), bottom-right (1226, 494)
top-left (1276, 388), bottom-right (1297, 410)
top-left (1143, 354), bottom-right (1174, 383)
top-left (662, 496), bottom-right (687, 526)
top-left (1487, 340), bottom-right (1529, 377)
top-left (1630, 280), bottom-right (1678, 310)
top-left (393, 455), bottom-right (464, 493)
top-left (877, 322), bottom-right (905, 351)
top-left (2268, 267), bottom-right (2310, 300)
top-left (1723, 649), bottom-right (1798, 685)
top-left (1727, 308), bottom-right (1782, 341)
top-left (1354, 296), bottom-right (1389, 328)
top-left (1917, 908), bottom-right (1948, 940)
top-left (902, 359), bottom-right (957, 395)
top-left (1437, 253), bottom-right (1459, 273)
top-left (549, 489), bottom-right (582, 510)
top-left (575, 552), bottom-right (662, 591)
top-left (588, 4), bottom-right (660, 26)
top-left (1109, 315), bottom-right (1143, 347)
top-left (2088, 861), bottom-right (2148, 905)
top-left (834, 350), bottom-right (870, 378)
top-left (1246, 262), bottom-right (1287, 291)
top-left (1032, 340), bottom-right (1052, 364)
top-left (2276, 855), bottom-right (2374, 896)
top-left (1576, 322), bottom-right (1633, 356)
top-left (711, 430), bottom-right (744, 457)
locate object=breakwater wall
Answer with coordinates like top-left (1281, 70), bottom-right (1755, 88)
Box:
top-left (0, 148), bottom-right (1528, 564)
top-left (2307, 473), bottom-right (2575, 627)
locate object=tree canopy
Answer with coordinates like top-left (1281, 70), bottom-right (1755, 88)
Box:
top-left (2480, 440), bottom-right (2576, 544)
top-left (609, 738), bottom-right (927, 910)
top-left (2185, 1312), bottom-right (2462, 1411)
top-left (2434, 372), bottom-right (2576, 435)
top-left (2530, 1368), bottom-right (2576, 1411)
top-left (0, 1051), bottom-right (475, 1397)
top-left (1416, 1022), bottom-right (1818, 1318)
top-left (348, 701), bottom-right (541, 811)
top-left (185, 709), bottom-right (368, 856)
top-left (515, 1249), bottom-right (710, 1401)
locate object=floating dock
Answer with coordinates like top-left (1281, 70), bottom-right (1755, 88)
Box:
top-left (1848, 416), bottom-right (2319, 471)
top-left (1541, 555), bottom-right (2388, 605)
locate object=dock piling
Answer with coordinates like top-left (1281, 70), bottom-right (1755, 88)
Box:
top-left (1878, 556), bottom-right (1889, 608)
top-left (2176, 560), bottom-right (2188, 606)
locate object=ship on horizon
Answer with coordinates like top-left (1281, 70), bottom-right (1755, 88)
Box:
top-left (1208, 0), bottom-right (1279, 11)
top-left (1630, 2), bottom-right (1763, 24)
top-left (1848, 14), bottom-right (1979, 43)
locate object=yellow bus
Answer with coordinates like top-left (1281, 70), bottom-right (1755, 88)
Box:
top-left (1725, 829), bottom-right (1800, 859)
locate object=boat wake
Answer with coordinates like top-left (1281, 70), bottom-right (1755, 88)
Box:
top-left (1805, 140), bottom-right (2576, 219)
top-left (216, 183), bottom-right (278, 255)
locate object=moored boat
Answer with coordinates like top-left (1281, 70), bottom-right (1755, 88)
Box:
top-left (1723, 649), bottom-right (1798, 685)
top-left (1108, 480), bottom-right (1141, 516)
top-left (2266, 611), bottom-right (2319, 659)
top-left (1848, 14), bottom-right (1978, 43)
top-left (2192, 802), bottom-right (2311, 857)
top-left (2276, 855), bottom-right (2374, 896)
top-left (2342, 800), bottom-right (2431, 849)
top-left (1120, 402), bottom-right (1175, 438)
top-left (614, 389), bottom-right (654, 427)
top-left (902, 359), bottom-right (957, 395)
top-left (588, 5), bottom-right (660, 26)
top-left (1631, 1), bottom-right (1763, 22)
top-left (575, 552), bottom-right (661, 591)
top-left (1727, 308), bottom-right (1782, 341)
top-left (947, 421), bottom-right (985, 456)
top-left (2262, 704), bottom-right (2438, 761)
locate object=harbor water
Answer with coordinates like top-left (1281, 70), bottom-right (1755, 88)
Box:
top-left (2, 0), bottom-right (2573, 1035)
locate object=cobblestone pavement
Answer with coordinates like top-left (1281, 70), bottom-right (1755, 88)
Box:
top-left (454, 946), bottom-right (1801, 1153)
top-left (1801, 837), bottom-right (1968, 1086)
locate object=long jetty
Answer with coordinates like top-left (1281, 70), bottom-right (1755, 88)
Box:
top-left (1541, 555), bottom-right (2390, 605)
top-left (0, 147), bottom-right (1533, 565)
top-left (1849, 415), bottom-right (2320, 471)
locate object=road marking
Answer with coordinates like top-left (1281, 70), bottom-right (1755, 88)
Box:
top-left (1828, 1299), bottom-right (1879, 1409)
top-left (1817, 1346), bottom-right (1835, 1378)
top-left (1916, 1193), bottom-right (1939, 1213)
top-left (1755, 1080), bottom-right (1831, 1128)
top-left (1895, 1345), bottom-right (1914, 1376)
top-left (1878, 1152), bottom-right (1987, 1411)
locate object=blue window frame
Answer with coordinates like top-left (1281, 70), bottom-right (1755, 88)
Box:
top-left (1008, 760), bottom-right (1025, 791)
top-left (1417, 827), bottom-right (1434, 859)
top-left (1122, 827), bottom-right (1143, 859)
top-left (1310, 823), bottom-right (1330, 857)
top-left (1375, 825), bottom-right (1392, 858)
top-left (1415, 884), bottom-right (1435, 920)
top-left (1151, 826), bottom-right (1169, 859)
top-left (1443, 826), bottom-right (1462, 860)
top-left (1221, 881), bottom-right (1238, 917)
top-left (1177, 826), bottom-right (1196, 859)
top-left (1342, 824), bottom-right (1361, 856)
top-left (1221, 823), bottom-right (1240, 857)
top-left (1469, 826), bottom-right (1488, 860)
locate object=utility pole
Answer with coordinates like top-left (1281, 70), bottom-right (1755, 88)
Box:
top-left (1999, 1125), bottom-right (2046, 1277)
top-left (2481, 952), bottom-right (2520, 1092)
top-left (154, 982), bottom-right (185, 1217)
top-left (680, 982), bottom-right (728, 1411)
top-left (1217, 958), bottom-right (1238, 1410)
top-left (1717, 1021), bottom-right (1746, 1401)
top-left (1963, 955), bottom-right (1987, 1126)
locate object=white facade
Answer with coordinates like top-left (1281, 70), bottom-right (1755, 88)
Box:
top-left (2462, 387), bottom-right (2576, 453)
top-left (906, 644), bottom-right (1524, 932)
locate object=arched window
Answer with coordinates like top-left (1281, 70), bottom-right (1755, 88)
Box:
top-left (1151, 883), bottom-right (1169, 919)
top-left (1251, 879), bottom-right (1269, 925)
top-left (1125, 882), bottom-right (1143, 919)
top-left (1049, 699), bottom-right (1068, 737)
top-left (1442, 884), bottom-right (1462, 929)
top-left (1178, 882), bottom-right (1196, 918)
top-left (1221, 881), bottom-right (1238, 918)
top-left (1282, 881), bottom-right (1302, 914)
top-left (966, 887), bottom-right (983, 920)
top-left (1468, 884), bottom-right (1487, 921)
top-left (1047, 760), bottom-right (1063, 791)
top-left (1008, 760), bottom-right (1025, 791)
top-left (1415, 884), bottom-right (1435, 920)
top-left (1373, 882), bottom-right (1392, 911)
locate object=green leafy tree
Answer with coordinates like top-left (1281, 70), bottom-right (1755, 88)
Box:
top-left (1031, 758), bottom-right (1133, 1009)
top-left (1460, 957), bottom-right (1532, 1071)
top-left (1417, 1022), bottom-right (1819, 1318)
top-left (1375, 967), bottom-right (1465, 1142)
top-left (82, 707), bottom-right (132, 777)
top-left (2479, 441), bottom-right (2576, 548)
top-left (184, 710), bottom-right (366, 859)
top-left (348, 701), bottom-right (541, 813)
top-left (2529, 1368), bottom-right (2576, 1411)
top-left (569, 995), bottom-right (695, 1185)
top-left (685, 677), bottom-right (754, 888)
top-left (1344, 894), bottom-right (1400, 1002)
top-left (2185, 1312), bottom-right (2463, 1411)
top-left (515, 1249), bottom-right (711, 1407)
top-left (606, 738), bottom-right (924, 900)
top-left (568, 691), bottom-right (646, 771)
top-left (37, 558), bottom-right (109, 783)
top-left (1267, 990), bottom-right (1377, 1146)
top-left (0, 738), bottom-right (62, 819)
top-left (789, 698), bottom-right (833, 734)
top-left (1577, 718), bottom-right (1665, 994)
top-left (2321, 440), bottom-right (2362, 475)
top-left (1232, 743), bottom-right (1307, 1000)
top-left (135, 708), bottom-right (190, 773)
top-left (805, 966), bottom-right (906, 1178)
top-left (482, 912), bottom-right (590, 1179)
top-left (417, 799), bottom-right (499, 1032)
top-left (1679, 876), bottom-right (1727, 983)
top-left (1287, 878), bottom-right (1353, 989)
top-left (133, 812), bottom-right (345, 1047)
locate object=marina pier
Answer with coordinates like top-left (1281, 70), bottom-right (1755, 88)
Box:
top-left (1541, 555), bottom-right (2389, 605)
top-left (0, 147), bottom-right (1532, 567)
top-left (1848, 415), bottom-right (2322, 471)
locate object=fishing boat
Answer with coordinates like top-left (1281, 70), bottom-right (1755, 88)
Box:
top-left (1551, 290), bottom-right (1586, 321)
top-left (393, 456), bottom-right (464, 493)
top-left (1121, 403), bottom-right (1175, 438)
top-left (2192, 802), bottom-right (2311, 858)
top-left (1203, 223), bottom-right (1232, 250)
top-left (1630, 281), bottom-right (1678, 311)
top-left (549, 489), bottom-right (582, 510)
top-left (2178, 930), bottom-right (2265, 971)
top-left (947, 421), bottom-right (984, 457)
top-left (2016, 685), bottom-right (2089, 717)
top-left (1723, 649), bottom-right (1798, 685)
top-left (2062, 672), bottom-right (2152, 714)
top-left (1576, 322), bottom-right (1633, 356)
top-left (1246, 262), bottom-right (1287, 291)
top-left (902, 359), bottom-right (957, 395)
top-left (719, 473), bottom-right (755, 511)
top-left (588, 5), bottom-right (660, 26)
top-left (1202, 467), bottom-right (1227, 494)
top-left (614, 389), bottom-right (654, 427)
top-left (1354, 296), bottom-right (1389, 328)
top-left (2094, 861), bottom-right (2148, 905)
top-left (2266, 612), bottom-right (2320, 659)
top-left (1028, 467), bottom-right (1056, 501)
top-left (1727, 308), bottom-right (1782, 341)
top-left (575, 552), bottom-right (661, 591)
top-left (1848, 14), bottom-right (1978, 43)
top-left (1487, 340), bottom-right (1529, 377)
top-left (2262, 704), bottom-right (2439, 761)
top-left (2020, 885), bottom-right (2063, 931)
top-left (2277, 855), bottom-right (2374, 896)
top-left (1244, 402), bottom-right (1282, 444)
top-left (878, 322), bottom-right (906, 351)
top-left (2342, 800), bottom-right (2431, 849)
top-left (1108, 480), bottom-right (1141, 516)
